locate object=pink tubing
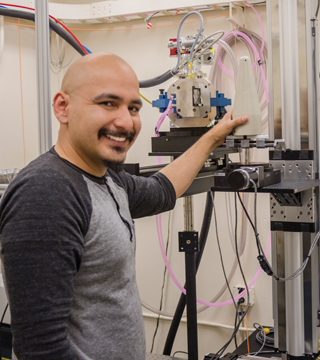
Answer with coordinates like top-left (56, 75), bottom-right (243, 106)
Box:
top-left (245, 1), bottom-right (265, 58)
top-left (157, 213), bottom-right (272, 307)
top-left (154, 94), bottom-right (272, 306)
top-left (155, 96), bottom-right (174, 137)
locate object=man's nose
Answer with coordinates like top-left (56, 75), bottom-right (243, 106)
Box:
top-left (113, 106), bottom-right (134, 130)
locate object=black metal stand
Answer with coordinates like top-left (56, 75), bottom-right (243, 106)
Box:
top-left (179, 231), bottom-right (199, 360)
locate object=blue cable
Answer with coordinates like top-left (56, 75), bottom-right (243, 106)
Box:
top-left (81, 44), bottom-right (92, 54)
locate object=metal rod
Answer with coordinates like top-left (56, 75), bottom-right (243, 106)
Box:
top-left (244, 149), bottom-right (250, 165)
top-left (35, 0), bottom-right (52, 154)
top-left (184, 196), bottom-right (194, 231)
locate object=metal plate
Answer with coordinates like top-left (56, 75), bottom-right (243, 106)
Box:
top-left (270, 159), bottom-right (316, 222)
top-left (167, 77), bottom-right (215, 127)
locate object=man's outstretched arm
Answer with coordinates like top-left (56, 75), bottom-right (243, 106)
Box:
top-left (160, 112), bottom-right (248, 199)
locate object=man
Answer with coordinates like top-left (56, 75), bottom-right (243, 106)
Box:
top-left (0, 53), bottom-right (248, 360)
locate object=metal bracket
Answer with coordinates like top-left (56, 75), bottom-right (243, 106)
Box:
top-left (274, 139), bottom-right (287, 150)
top-left (179, 231), bottom-right (199, 253)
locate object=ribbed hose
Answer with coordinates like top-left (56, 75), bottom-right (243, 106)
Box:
top-left (139, 69), bottom-right (175, 88)
top-left (163, 191), bottom-right (214, 356)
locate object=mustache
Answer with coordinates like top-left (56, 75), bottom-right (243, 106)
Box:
top-left (98, 129), bottom-right (135, 143)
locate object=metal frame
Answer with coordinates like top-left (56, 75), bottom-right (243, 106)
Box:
top-left (3, 0), bottom-right (266, 23)
top-left (35, 0), bottom-right (52, 154)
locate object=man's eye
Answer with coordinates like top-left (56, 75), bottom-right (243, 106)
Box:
top-left (102, 101), bottom-right (115, 107)
top-left (129, 106), bottom-right (140, 113)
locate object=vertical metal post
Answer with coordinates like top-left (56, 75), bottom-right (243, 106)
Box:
top-left (279, 0), bottom-right (301, 149)
top-left (306, 2), bottom-right (319, 174)
top-left (284, 233), bottom-right (305, 356)
top-left (278, 1), bottom-right (304, 357)
top-left (35, 0), bottom-right (52, 154)
top-left (305, 1), bottom-right (320, 355)
top-left (266, 0), bottom-right (275, 140)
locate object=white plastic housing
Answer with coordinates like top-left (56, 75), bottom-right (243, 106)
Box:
top-left (232, 56), bottom-right (261, 137)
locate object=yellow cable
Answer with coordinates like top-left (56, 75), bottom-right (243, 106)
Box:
top-left (139, 93), bottom-right (152, 105)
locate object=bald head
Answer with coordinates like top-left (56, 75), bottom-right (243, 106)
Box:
top-left (53, 52), bottom-right (142, 176)
top-left (61, 52), bottom-right (139, 95)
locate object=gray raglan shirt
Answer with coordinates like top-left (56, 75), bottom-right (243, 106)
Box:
top-left (0, 147), bottom-right (176, 360)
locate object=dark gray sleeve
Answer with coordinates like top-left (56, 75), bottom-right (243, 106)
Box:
top-left (0, 165), bottom-right (92, 360)
top-left (111, 170), bottom-right (176, 219)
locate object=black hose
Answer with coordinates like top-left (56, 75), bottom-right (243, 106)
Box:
top-left (0, 8), bottom-right (86, 56)
top-left (163, 191), bottom-right (214, 356)
top-left (0, 7), bottom-right (175, 88)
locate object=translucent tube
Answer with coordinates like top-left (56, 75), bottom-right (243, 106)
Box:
top-left (209, 39), bottom-right (238, 88)
top-left (173, 11), bottom-right (204, 74)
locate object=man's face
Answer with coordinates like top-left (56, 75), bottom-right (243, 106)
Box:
top-left (64, 62), bottom-right (142, 172)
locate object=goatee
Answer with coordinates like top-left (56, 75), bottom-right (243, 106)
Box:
top-left (103, 159), bottom-right (124, 173)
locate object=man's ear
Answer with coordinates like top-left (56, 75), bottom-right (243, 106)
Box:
top-left (52, 92), bottom-right (69, 124)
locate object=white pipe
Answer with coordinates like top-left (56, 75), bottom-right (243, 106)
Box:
top-left (142, 312), bottom-right (255, 332)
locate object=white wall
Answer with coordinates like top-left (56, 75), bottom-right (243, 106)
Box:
top-left (0, 4), bottom-right (273, 358)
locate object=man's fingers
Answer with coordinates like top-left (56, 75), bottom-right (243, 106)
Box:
top-left (232, 115), bottom-right (249, 128)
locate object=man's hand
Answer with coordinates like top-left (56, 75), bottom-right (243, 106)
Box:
top-left (160, 111), bottom-right (249, 198)
top-left (207, 112), bottom-right (249, 149)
